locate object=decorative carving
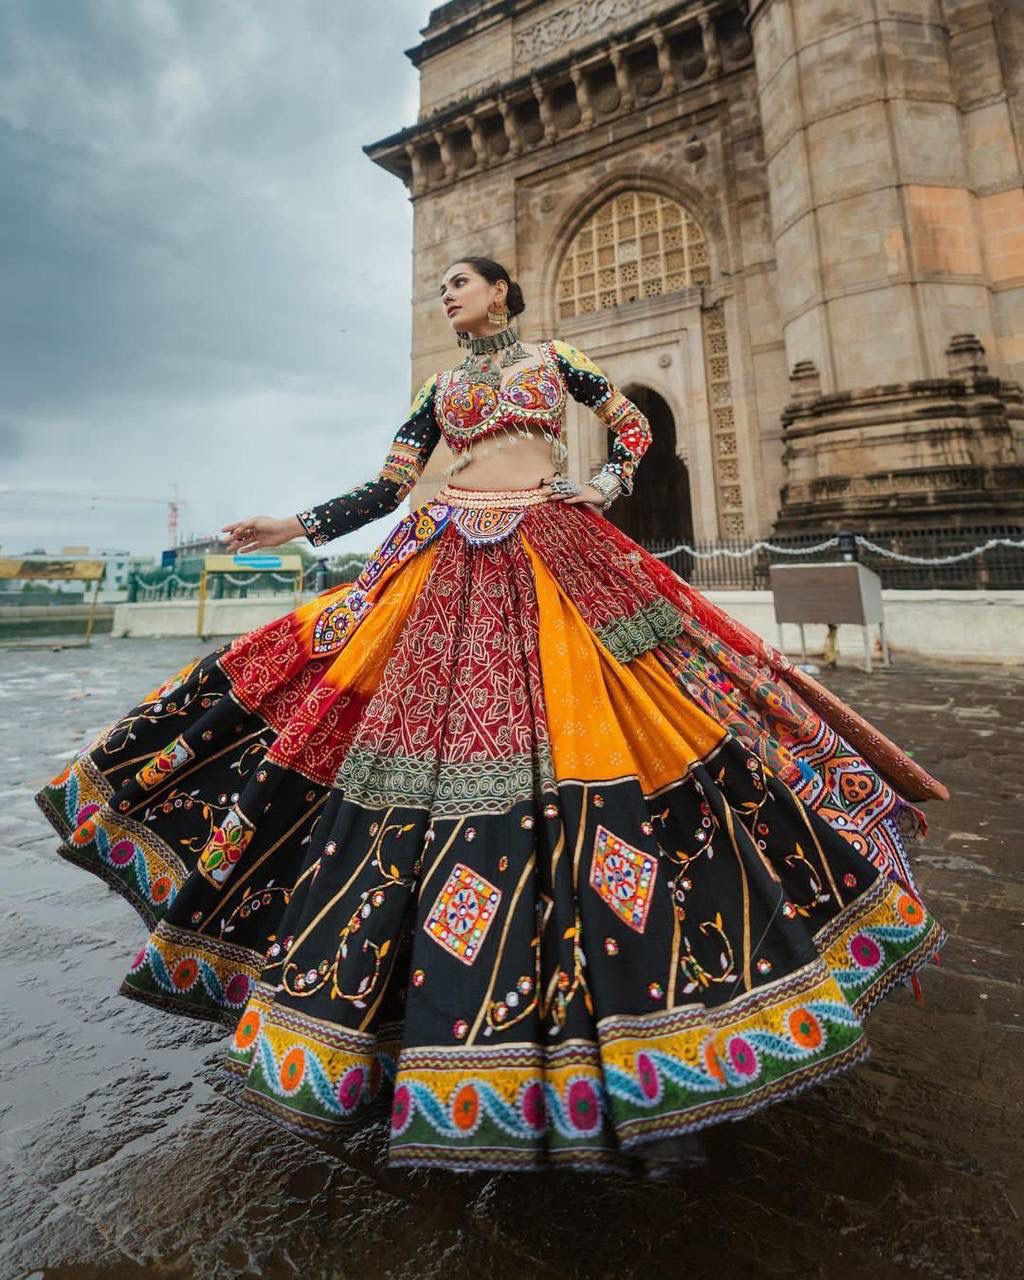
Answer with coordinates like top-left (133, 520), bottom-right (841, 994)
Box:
top-left (701, 301), bottom-right (745, 537)
top-left (513, 0), bottom-right (658, 65)
top-left (945, 333), bottom-right (988, 378)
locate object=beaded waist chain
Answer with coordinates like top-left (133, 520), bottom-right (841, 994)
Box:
top-left (434, 482), bottom-right (554, 511)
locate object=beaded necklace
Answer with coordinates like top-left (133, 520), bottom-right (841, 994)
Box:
top-left (455, 324), bottom-right (530, 391)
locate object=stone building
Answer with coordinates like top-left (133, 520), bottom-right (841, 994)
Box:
top-left (365, 0), bottom-right (1024, 541)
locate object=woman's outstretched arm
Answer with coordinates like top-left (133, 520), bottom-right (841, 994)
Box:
top-left (548, 339), bottom-right (652, 510)
top-left (222, 372), bottom-right (441, 553)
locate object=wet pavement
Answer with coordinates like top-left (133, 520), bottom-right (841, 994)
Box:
top-left (1, 636), bottom-right (1022, 1280)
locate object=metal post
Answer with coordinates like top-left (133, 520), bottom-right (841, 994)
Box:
top-left (84, 574), bottom-right (102, 646)
top-left (879, 621), bottom-right (891, 668)
top-left (196, 568), bottom-right (208, 638)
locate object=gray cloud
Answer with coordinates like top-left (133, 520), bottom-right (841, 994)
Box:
top-left (0, 0), bottom-right (435, 556)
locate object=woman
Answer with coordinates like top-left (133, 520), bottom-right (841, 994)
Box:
top-left (35, 257), bottom-right (948, 1176)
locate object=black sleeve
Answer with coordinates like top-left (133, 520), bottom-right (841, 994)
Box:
top-left (296, 373), bottom-right (441, 546)
top-left (551, 339), bottom-right (652, 496)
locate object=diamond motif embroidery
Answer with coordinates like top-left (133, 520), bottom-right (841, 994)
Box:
top-left (425, 862), bottom-right (502, 965)
top-left (589, 825), bottom-right (658, 933)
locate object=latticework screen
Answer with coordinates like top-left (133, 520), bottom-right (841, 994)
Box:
top-left (557, 191), bottom-right (710, 321)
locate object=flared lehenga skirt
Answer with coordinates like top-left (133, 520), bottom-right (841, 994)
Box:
top-left (34, 481), bottom-right (948, 1172)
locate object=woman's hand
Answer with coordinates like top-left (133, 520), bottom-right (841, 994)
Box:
top-left (540, 475), bottom-right (605, 515)
top-left (220, 515), bottom-right (304, 554)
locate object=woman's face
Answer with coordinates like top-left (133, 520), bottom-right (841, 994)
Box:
top-left (440, 262), bottom-right (507, 336)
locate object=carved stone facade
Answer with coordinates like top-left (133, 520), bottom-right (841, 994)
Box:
top-left (365, 0), bottom-right (1024, 537)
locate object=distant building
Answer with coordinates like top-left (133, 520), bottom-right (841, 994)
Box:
top-left (171, 534), bottom-right (229, 557)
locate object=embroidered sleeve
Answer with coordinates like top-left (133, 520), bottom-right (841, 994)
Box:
top-left (296, 372), bottom-right (441, 546)
top-left (550, 339), bottom-right (652, 496)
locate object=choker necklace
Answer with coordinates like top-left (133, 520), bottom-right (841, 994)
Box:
top-left (456, 324), bottom-right (530, 390)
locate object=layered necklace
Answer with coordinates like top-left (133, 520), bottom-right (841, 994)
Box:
top-left (456, 323), bottom-right (530, 391)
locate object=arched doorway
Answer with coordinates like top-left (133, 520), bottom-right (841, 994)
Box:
top-left (605, 386), bottom-right (692, 547)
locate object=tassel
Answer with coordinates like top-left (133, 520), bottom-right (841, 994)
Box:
top-left (910, 972), bottom-right (923, 1002)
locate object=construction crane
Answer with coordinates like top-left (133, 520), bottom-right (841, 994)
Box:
top-left (0, 486), bottom-right (185, 547)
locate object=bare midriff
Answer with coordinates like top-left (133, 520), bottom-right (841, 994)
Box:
top-left (445, 427), bottom-right (561, 491)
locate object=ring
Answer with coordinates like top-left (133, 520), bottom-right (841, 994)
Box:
top-left (547, 476), bottom-right (581, 497)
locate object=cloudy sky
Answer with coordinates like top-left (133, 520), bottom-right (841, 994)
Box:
top-left (0, 0), bottom-right (437, 559)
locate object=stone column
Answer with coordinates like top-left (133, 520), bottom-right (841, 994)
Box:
top-left (651, 28), bottom-right (677, 96)
top-left (531, 76), bottom-right (557, 145)
top-left (403, 143), bottom-right (425, 196)
top-left (569, 64), bottom-right (595, 128)
top-left (749, 0), bottom-right (994, 391)
top-left (698, 12), bottom-right (721, 78)
top-left (432, 128), bottom-right (455, 183)
top-left (466, 115), bottom-right (487, 169)
top-left (497, 97), bottom-right (522, 158)
top-left (608, 45), bottom-right (634, 112)
top-left (749, 0), bottom-right (1024, 530)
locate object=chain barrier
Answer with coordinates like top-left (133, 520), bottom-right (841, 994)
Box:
top-left (651, 535), bottom-right (1024, 565)
top-left (852, 535), bottom-right (1024, 565)
top-left (650, 538), bottom-right (840, 560)
top-left (221, 572), bottom-right (299, 586)
top-left (133, 569), bottom-right (308, 598)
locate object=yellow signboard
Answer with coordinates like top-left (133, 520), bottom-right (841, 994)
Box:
top-left (196, 553), bottom-right (304, 637)
top-left (0, 557), bottom-right (107, 645)
top-left (0, 558), bottom-right (106, 581)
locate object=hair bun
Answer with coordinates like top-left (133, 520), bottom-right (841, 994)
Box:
top-left (506, 279), bottom-right (526, 318)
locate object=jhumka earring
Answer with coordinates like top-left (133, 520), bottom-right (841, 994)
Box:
top-left (486, 302), bottom-right (510, 328)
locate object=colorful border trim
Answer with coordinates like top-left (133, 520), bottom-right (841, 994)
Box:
top-left (221, 875), bottom-right (944, 1170)
top-left (35, 752), bottom-right (188, 928)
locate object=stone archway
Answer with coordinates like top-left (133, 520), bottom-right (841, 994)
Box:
top-left (605, 386), bottom-right (692, 547)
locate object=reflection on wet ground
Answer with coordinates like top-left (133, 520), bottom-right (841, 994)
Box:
top-left (1, 638), bottom-right (1021, 1279)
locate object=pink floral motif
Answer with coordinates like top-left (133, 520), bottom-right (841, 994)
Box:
top-left (108, 839), bottom-right (136, 867)
top-left (727, 1036), bottom-right (759, 1078)
top-left (566, 1079), bottom-right (600, 1133)
top-left (337, 1066), bottom-right (365, 1114)
top-left (636, 1052), bottom-right (661, 1101)
top-left (521, 1080), bottom-right (546, 1131)
top-left (391, 1084), bottom-right (413, 1135)
top-left (224, 973), bottom-right (252, 1006)
top-left (850, 933), bottom-right (882, 968)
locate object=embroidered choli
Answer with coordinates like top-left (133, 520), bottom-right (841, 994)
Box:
top-left (296, 338), bottom-right (653, 547)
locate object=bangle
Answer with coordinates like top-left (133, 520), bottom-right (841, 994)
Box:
top-left (586, 468), bottom-right (624, 510)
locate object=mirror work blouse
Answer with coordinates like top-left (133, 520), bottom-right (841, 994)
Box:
top-left (295, 339), bottom-right (654, 547)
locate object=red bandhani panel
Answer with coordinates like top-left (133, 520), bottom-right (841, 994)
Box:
top-left (221, 614), bottom-right (332, 728)
top-left (522, 500), bottom-right (673, 635)
top-left (347, 524), bottom-right (548, 768)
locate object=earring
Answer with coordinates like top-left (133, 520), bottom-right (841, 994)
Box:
top-left (486, 301), bottom-right (510, 328)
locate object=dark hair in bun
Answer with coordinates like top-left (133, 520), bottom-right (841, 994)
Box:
top-left (446, 256), bottom-right (526, 318)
